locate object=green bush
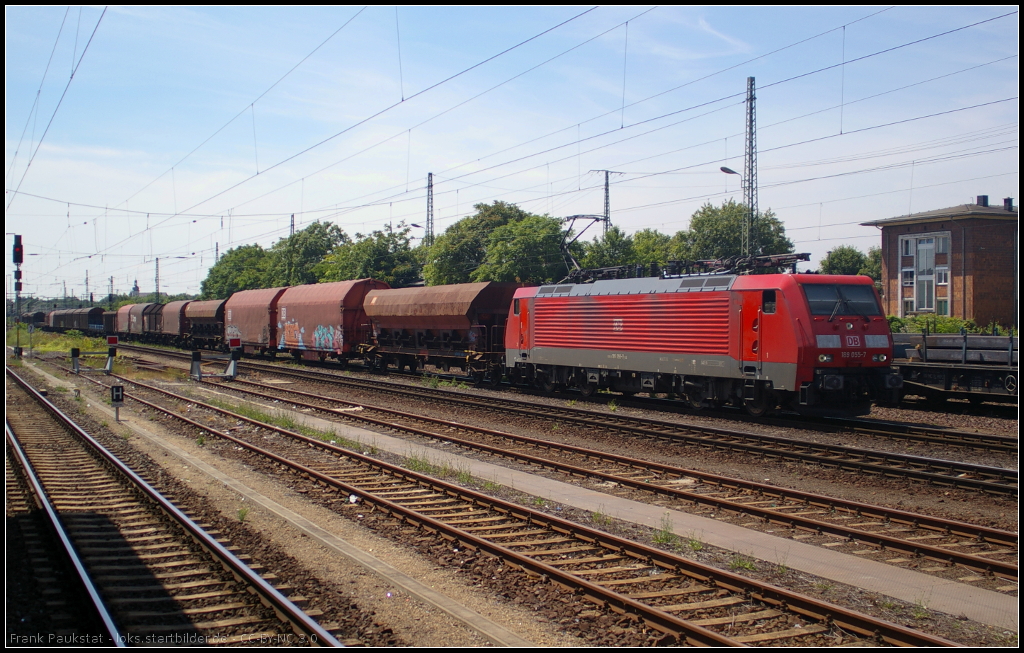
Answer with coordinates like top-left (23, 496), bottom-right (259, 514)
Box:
top-left (886, 315), bottom-right (1014, 335)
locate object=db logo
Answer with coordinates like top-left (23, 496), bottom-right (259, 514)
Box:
top-left (846, 335), bottom-right (861, 347)
top-left (612, 318), bottom-right (624, 332)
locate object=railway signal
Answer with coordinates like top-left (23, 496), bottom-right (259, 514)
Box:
top-left (12, 234), bottom-right (24, 357)
top-left (111, 385), bottom-right (124, 422)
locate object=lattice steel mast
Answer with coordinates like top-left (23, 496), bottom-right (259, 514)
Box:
top-left (743, 76), bottom-right (758, 257)
top-left (425, 172), bottom-right (434, 246)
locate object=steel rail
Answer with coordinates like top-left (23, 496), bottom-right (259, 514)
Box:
top-left (118, 344), bottom-right (1018, 452)
top-left (226, 361), bottom-right (1017, 494)
top-left (79, 371), bottom-right (960, 647)
top-left (6, 368), bottom-right (342, 647)
top-left (6, 424), bottom-right (125, 646)
top-left (218, 376), bottom-right (1018, 580)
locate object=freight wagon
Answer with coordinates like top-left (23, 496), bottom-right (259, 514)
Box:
top-left (892, 333), bottom-right (1018, 404)
top-left (360, 281), bottom-right (519, 381)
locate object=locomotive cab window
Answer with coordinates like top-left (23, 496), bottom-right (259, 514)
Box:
top-left (802, 284), bottom-right (882, 317)
top-left (513, 299), bottom-right (520, 315)
top-left (762, 290), bottom-right (777, 314)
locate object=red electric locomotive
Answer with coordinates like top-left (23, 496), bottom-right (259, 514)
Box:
top-left (504, 271), bottom-right (901, 417)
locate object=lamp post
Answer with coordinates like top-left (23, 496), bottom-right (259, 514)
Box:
top-left (720, 167), bottom-right (751, 257)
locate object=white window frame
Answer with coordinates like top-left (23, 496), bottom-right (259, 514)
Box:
top-left (897, 231), bottom-right (950, 316)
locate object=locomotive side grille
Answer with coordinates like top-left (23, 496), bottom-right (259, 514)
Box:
top-left (533, 293), bottom-right (730, 354)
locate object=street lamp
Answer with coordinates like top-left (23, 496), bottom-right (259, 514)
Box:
top-left (720, 167), bottom-right (751, 257)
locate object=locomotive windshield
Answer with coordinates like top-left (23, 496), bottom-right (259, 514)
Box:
top-left (802, 284), bottom-right (882, 318)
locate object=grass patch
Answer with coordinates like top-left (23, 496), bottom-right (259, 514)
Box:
top-left (591, 508), bottom-right (612, 527)
top-left (204, 397), bottom-right (364, 450)
top-left (685, 531), bottom-right (704, 552)
top-left (728, 555), bottom-right (757, 572)
top-left (237, 507), bottom-right (250, 522)
top-left (606, 399), bottom-right (619, 412)
top-left (653, 513), bottom-right (678, 547)
top-left (402, 452), bottom-right (469, 482)
top-left (6, 328), bottom-right (108, 354)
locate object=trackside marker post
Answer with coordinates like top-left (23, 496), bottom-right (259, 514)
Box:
top-left (111, 385), bottom-right (124, 422)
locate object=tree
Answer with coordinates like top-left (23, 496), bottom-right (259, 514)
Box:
top-left (819, 245), bottom-right (867, 276)
top-left (675, 200), bottom-right (793, 262)
top-left (631, 228), bottom-right (673, 267)
top-left (471, 215), bottom-right (567, 283)
top-left (200, 244), bottom-right (270, 299)
top-left (423, 201), bottom-right (537, 286)
top-left (579, 226), bottom-right (635, 269)
top-left (316, 222), bottom-right (419, 288)
top-left (858, 246), bottom-right (882, 282)
top-left (265, 221), bottom-right (348, 287)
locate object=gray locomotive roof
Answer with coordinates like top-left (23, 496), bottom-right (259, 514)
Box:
top-left (537, 275), bottom-right (736, 297)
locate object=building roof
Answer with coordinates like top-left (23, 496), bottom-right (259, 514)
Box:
top-left (861, 201), bottom-right (1017, 228)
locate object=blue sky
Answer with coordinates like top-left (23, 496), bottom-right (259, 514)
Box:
top-left (5, 6), bottom-right (1018, 298)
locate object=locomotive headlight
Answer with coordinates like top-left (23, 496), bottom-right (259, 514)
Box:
top-left (872, 354), bottom-right (887, 362)
top-left (818, 354), bottom-right (833, 363)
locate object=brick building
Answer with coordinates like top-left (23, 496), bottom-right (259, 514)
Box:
top-left (861, 195), bottom-right (1018, 327)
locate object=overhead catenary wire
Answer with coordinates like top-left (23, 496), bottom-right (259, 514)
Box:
top-left (6, 6), bottom-right (107, 213)
top-left (6, 7), bottom-right (69, 185)
top-left (84, 6), bottom-right (600, 260)
top-left (12, 9), bottom-right (1017, 297)
top-left (39, 5), bottom-right (980, 247)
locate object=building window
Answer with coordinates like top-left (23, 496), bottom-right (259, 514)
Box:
top-left (895, 231), bottom-right (949, 315)
top-left (937, 299), bottom-right (949, 316)
top-left (915, 238), bottom-right (934, 311)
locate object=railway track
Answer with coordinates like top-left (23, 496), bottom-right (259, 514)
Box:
top-left (6, 435), bottom-right (115, 644)
top-left (118, 344), bottom-right (1017, 454)
top-left (53, 367), bottom-right (958, 646)
top-left (112, 371), bottom-right (1015, 588)
top-left (226, 376), bottom-right (1019, 582)
top-left (5, 368), bottom-right (340, 647)
top-left (214, 357), bottom-right (1018, 495)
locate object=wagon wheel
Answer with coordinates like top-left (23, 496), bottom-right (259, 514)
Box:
top-left (743, 391), bottom-right (772, 417)
top-left (487, 367), bottom-right (503, 387)
top-left (540, 377), bottom-right (557, 394)
top-left (579, 382), bottom-right (598, 397)
top-left (509, 367), bottom-right (524, 386)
